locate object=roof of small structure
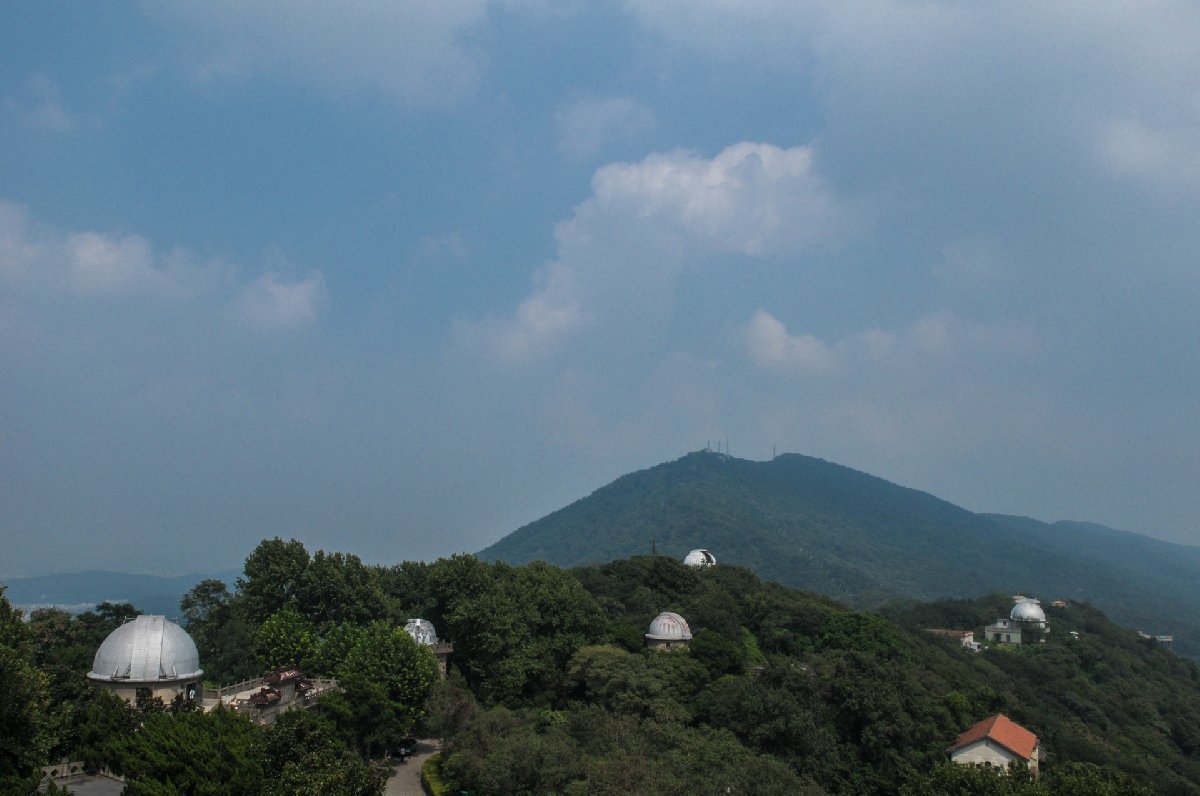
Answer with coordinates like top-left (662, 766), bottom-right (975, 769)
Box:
top-left (1010, 599), bottom-right (1047, 623)
top-left (683, 549), bottom-right (716, 567)
top-left (88, 615), bottom-right (203, 683)
top-left (404, 618), bottom-right (439, 646)
top-left (949, 714), bottom-right (1038, 760)
top-left (646, 611), bottom-right (693, 641)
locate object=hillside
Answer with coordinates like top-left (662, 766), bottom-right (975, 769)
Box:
top-left (479, 450), bottom-right (1200, 657)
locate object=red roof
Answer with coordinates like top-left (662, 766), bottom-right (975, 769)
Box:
top-left (949, 714), bottom-right (1038, 760)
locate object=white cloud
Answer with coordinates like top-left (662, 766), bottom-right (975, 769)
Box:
top-left (743, 309), bottom-right (833, 374)
top-left (742, 309), bottom-right (1036, 378)
top-left (0, 198), bottom-right (326, 330)
top-left (5, 74), bottom-right (78, 134)
top-left (232, 272), bottom-right (328, 331)
top-left (1097, 118), bottom-right (1200, 189)
top-left (148, 1), bottom-right (490, 106)
top-left (463, 141), bottom-right (853, 365)
top-left (555, 95), bottom-right (656, 160)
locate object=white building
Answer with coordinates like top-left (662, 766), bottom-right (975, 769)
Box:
top-left (87, 615), bottom-right (204, 705)
top-left (404, 617), bottom-right (454, 677)
top-left (682, 549), bottom-right (716, 568)
top-left (645, 611), bottom-right (693, 651)
top-left (949, 714), bottom-right (1039, 775)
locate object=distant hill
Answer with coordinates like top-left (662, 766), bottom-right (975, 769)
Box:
top-left (479, 450), bottom-right (1200, 657)
top-left (2, 569), bottom-right (239, 619)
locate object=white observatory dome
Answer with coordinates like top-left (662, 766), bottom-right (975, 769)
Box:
top-left (645, 611), bottom-right (693, 641)
top-left (683, 549), bottom-right (716, 567)
top-left (1010, 599), bottom-right (1047, 624)
top-left (88, 615), bottom-right (202, 683)
top-left (404, 618), bottom-right (439, 646)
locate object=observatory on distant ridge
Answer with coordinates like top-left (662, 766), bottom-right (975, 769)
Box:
top-left (683, 549), bottom-right (716, 567)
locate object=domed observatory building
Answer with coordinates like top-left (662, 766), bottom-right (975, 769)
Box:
top-left (1011, 598), bottom-right (1049, 638)
top-left (404, 618), bottom-right (454, 677)
top-left (645, 611), bottom-right (693, 651)
top-left (683, 549), bottom-right (716, 568)
top-left (985, 597), bottom-right (1049, 645)
top-left (88, 615), bottom-right (204, 704)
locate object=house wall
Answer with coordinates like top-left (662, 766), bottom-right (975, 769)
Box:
top-left (951, 739), bottom-right (1020, 769)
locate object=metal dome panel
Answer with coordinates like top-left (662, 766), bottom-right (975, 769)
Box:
top-left (683, 549), bottom-right (716, 567)
top-left (645, 611), bottom-right (693, 641)
top-left (88, 615), bottom-right (202, 683)
top-left (404, 618), bottom-right (439, 646)
top-left (1010, 599), bottom-right (1047, 624)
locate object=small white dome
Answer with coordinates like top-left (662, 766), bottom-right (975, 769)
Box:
top-left (88, 615), bottom-right (202, 683)
top-left (1010, 599), bottom-right (1047, 624)
top-left (646, 611), bottom-right (693, 641)
top-left (404, 618), bottom-right (439, 646)
top-left (683, 549), bottom-right (716, 567)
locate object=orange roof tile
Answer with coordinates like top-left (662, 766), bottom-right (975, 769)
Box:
top-left (949, 714), bottom-right (1038, 760)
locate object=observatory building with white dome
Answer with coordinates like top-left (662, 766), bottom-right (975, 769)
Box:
top-left (404, 617), bottom-right (454, 677)
top-left (984, 597), bottom-right (1050, 645)
top-left (645, 611), bottom-right (693, 651)
top-left (87, 615), bottom-right (204, 704)
top-left (683, 549), bottom-right (716, 568)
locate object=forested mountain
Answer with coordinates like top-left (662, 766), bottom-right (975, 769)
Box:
top-left (479, 450), bottom-right (1200, 657)
top-left (6, 541), bottom-right (1200, 793)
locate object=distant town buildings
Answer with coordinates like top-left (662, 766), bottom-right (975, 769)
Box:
top-left (949, 714), bottom-right (1040, 774)
top-left (1138, 631), bottom-right (1175, 651)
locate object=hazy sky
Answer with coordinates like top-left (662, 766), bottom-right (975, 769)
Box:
top-left (3, 2), bottom-right (1199, 577)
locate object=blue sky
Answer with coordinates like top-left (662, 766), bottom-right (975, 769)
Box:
top-left (3, 2), bottom-right (1199, 576)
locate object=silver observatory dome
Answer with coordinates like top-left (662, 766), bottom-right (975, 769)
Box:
top-left (1010, 599), bottom-right (1047, 624)
top-left (88, 615), bottom-right (203, 683)
top-left (646, 611), bottom-right (693, 641)
top-left (683, 549), bottom-right (716, 567)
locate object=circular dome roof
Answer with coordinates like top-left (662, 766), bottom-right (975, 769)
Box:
top-left (88, 615), bottom-right (202, 683)
top-left (1011, 599), bottom-right (1047, 623)
top-left (646, 611), bottom-right (693, 641)
top-left (683, 549), bottom-right (716, 567)
top-left (404, 618), bottom-right (439, 646)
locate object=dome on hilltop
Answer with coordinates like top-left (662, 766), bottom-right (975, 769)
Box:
top-left (1011, 599), bottom-right (1047, 624)
top-left (88, 615), bottom-right (202, 683)
top-left (404, 618), bottom-right (439, 646)
top-left (646, 611), bottom-right (693, 641)
top-left (683, 549), bottom-right (716, 567)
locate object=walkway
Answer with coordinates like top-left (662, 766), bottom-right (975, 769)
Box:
top-left (384, 738), bottom-right (441, 796)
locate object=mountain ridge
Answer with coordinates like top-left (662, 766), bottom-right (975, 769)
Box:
top-left (479, 449), bottom-right (1199, 656)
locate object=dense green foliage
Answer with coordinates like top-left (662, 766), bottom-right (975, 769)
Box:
top-left (480, 450), bottom-right (1200, 658)
top-left (12, 535), bottom-right (1200, 794)
top-left (429, 556), bottom-right (1200, 794)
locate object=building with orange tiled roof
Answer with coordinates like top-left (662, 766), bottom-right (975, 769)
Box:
top-left (948, 714), bottom-right (1039, 774)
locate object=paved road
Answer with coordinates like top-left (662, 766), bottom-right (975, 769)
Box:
top-left (384, 738), bottom-right (441, 796)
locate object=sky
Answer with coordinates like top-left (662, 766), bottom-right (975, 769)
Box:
top-left (3, 1), bottom-right (1199, 577)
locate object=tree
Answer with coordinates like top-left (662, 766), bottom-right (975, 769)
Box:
top-left (180, 578), bottom-right (232, 666)
top-left (323, 621), bottom-right (438, 758)
top-left (258, 710), bottom-right (383, 795)
top-left (0, 585), bottom-right (52, 791)
top-left (299, 551), bottom-right (387, 626)
top-left (428, 556), bottom-right (605, 705)
top-left (112, 708), bottom-right (262, 794)
top-left (254, 605), bottom-right (318, 671)
top-left (238, 538), bottom-right (310, 626)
